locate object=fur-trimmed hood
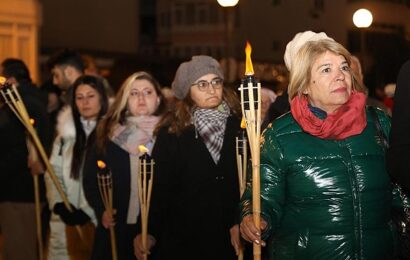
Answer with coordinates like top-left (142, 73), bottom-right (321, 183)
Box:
top-left (56, 106), bottom-right (76, 139)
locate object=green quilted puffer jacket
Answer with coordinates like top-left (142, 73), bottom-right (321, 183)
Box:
top-left (240, 107), bottom-right (402, 260)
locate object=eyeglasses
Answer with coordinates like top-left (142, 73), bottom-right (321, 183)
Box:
top-left (192, 78), bottom-right (223, 92)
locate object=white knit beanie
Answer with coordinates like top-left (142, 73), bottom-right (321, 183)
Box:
top-left (284, 31), bottom-right (334, 71)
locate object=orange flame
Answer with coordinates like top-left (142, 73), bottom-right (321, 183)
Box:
top-left (245, 42), bottom-right (254, 76)
top-left (138, 145), bottom-right (149, 154)
top-left (0, 76), bottom-right (6, 85)
top-left (29, 118), bottom-right (35, 126)
top-left (97, 160), bottom-right (106, 169)
top-left (240, 117), bottom-right (246, 129)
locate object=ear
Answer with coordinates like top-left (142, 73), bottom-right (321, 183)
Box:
top-left (156, 97), bottom-right (160, 106)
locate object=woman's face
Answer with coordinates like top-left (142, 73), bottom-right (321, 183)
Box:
top-left (75, 84), bottom-right (101, 120)
top-left (305, 51), bottom-right (352, 114)
top-left (190, 73), bottom-right (223, 109)
top-left (127, 79), bottom-right (160, 116)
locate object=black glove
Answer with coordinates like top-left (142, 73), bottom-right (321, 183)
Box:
top-left (53, 202), bottom-right (91, 226)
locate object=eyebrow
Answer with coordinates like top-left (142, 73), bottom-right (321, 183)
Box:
top-left (316, 63), bottom-right (331, 72)
top-left (316, 60), bottom-right (349, 71)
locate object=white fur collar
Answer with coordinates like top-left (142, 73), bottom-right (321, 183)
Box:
top-left (56, 105), bottom-right (76, 139)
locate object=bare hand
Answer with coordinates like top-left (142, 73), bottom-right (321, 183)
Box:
top-left (240, 215), bottom-right (268, 247)
top-left (102, 209), bottom-right (116, 229)
top-left (229, 224), bottom-right (243, 256)
top-left (134, 234), bottom-right (156, 260)
top-left (28, 159), bottom-right (44, 176)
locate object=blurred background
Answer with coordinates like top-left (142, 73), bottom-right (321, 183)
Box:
top-left (0, 0), bottom-right (409, 101)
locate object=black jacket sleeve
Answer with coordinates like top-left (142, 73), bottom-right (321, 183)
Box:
top-left (388, 60), bottom-right (410, 190)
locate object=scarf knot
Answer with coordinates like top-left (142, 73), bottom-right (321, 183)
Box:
top-left (290, 92), bottom-right (367, 140)
top-left (193, 101), bottom-right (230, 163)
top-left (111, 115), bottom-right (159, 155)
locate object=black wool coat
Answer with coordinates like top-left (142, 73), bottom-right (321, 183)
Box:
top-left (148, 116), bottom-right (241, 260)
top-left (388, 60), bottom-right (410, 190)
top-left (83, 141), bottom-right (138, 260)
top-left (0, 81), bottom-right (48, 202)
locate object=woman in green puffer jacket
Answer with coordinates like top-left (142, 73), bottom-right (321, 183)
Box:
top-left (239, 31), bottom-right (402, 260)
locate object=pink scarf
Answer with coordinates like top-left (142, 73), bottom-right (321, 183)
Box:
top-left (111, 116), bottom-right (160, 155)
top-left (290, 92), bottom-right (367, 140)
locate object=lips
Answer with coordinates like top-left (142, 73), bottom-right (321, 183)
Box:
top-left (332, 87), bottom-right (347, 93)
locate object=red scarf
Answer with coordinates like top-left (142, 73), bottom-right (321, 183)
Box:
top-left (290, 92), bottom-right (367, 140)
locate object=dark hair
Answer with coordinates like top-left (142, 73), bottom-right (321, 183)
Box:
top-left (70, 75), bottom-right (109, 179)
top-left (47, 49), bottom-right (85, 73)
top-left (1, 58), bottom-right (31, 83)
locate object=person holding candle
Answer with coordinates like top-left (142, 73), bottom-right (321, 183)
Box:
top-left (134, 55), bottom-right (242, 260)
top-left (45, 75), bottom-right (109, 260)
top-left (239, 31), bottom-right (406, 259)
top-left (83, 71), bottom-right (166, 260)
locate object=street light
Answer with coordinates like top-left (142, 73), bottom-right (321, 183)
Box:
top-left (217, 0), bottom-right (239, 83)
top-left (353, 8), bottom-right (373, 72)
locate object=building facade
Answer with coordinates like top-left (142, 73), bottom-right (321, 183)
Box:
top-left (0, 0), bottom-right (41, 82)
top-left (156, 0), bottom-right (410, 84)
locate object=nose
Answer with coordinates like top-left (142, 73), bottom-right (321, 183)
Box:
top-left (207, 85), bottom-right (216, 94)
top-left (335, 68), bottom-right (345, 81)
top-left (137, 93), bottom-right (146, 100)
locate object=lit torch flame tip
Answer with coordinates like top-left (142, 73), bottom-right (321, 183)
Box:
top-left (0, 76), bottom-right (6, 85)
top-left (138, 145), bottom-right (149, 154)
top-left (240, 117), bottom-right (246, 129)
top-left (97, 160), bottom-right (106, 169)
top-left (245, 41), bottom-right (254, 76)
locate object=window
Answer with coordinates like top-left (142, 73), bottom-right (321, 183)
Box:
top-left (186, 3), bottom-right (196, 25)
top-left (272, 0), bottom-right (281, 5)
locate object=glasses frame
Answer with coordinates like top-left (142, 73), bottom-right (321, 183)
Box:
top-left (192, 78), bottom-right (224, 92)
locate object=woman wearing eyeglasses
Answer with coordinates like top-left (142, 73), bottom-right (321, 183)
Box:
top-left (83, 71), bottom-right (166, 259)
top-left (134, 56), bottom-right (242, 260)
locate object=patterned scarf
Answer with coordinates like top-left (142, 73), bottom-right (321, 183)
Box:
top-left (193, 101), bottom-right (230, 164)
top-left (290, 92), bottom-right (367, 140)
top-left (111, 115), bottom-right (159, 155)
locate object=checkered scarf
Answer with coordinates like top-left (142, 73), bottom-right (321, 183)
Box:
top-left (193, 101), bottom-right (230, 164)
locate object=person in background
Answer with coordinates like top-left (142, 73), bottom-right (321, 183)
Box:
top-left (83, 71), bottom-right (166, 260)
top-left (45, 75), bottom-right (109, 260)
top-left (240, 31), bottom-right (402, 259)
top-left (48, 49), bottom-right (85, 105)
top-left (82, 54), bottom-right (115, 98)
top-left (134, 56), bottom-right (242, 260)
top-left (383, 83), bottom-right (396, 114)
top-left (388, 60), bottom-right (410, 190)
top-left (160, 86), bottom-right (176, 110)
top-left (350, 55), bottom-right (389, 114)
top-left (0, 58), bottom-right (48, 260)
top-left (41, 79), bottom-right (64, 152)
top-left (260, 87), bottom-right (277, 130)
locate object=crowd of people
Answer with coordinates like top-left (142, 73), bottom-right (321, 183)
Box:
top-left (0, 30), bottom-right (409, 260)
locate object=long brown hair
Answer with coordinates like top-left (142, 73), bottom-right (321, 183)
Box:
top-left (155, 86), bottom-right (241, 136)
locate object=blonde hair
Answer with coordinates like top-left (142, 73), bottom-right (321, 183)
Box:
top-left (96, 71), bottom-right (165, 153)
top-left (287, 39), bottom-right (365, 100)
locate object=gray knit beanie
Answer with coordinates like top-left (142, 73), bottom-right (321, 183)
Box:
top-left (171, 55), bottom-right (224, 100)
